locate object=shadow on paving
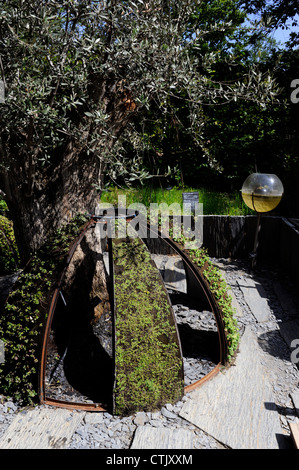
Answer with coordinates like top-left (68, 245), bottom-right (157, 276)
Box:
top-left (257, 329), bottom-right (293, 363)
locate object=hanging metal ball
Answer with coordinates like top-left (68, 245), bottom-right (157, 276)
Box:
top-left (241, 173), bottom-right (284, 213)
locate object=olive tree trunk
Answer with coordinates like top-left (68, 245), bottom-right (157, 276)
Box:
top-left (4, 146), bottom-right (102, 264)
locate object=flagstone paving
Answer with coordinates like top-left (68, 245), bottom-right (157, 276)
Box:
top-left (0, 407), bottom-right (85, 449)
top-left (178, 326), bottom-right (282, 449)
top-left (131, 427), bottom-right (195, 449)
top-left (237, 277), bottom-right (270, 323)
top-left (0, 258), bottom-right (299, 449)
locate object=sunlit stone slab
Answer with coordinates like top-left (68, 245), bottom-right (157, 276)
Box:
top-left (179, 327), bottom-right (282, 449)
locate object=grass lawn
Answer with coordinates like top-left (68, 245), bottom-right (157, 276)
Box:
top-left (100, 185), bottom-right (255, 216)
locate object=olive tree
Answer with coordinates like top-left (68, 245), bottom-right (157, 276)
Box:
top-left (0, 0), bottom-right (277, 261)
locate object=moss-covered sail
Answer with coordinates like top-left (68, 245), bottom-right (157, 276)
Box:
top-left (112, 236), bottom-right (184, 416)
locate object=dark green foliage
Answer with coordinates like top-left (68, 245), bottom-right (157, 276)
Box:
top-left (0, 215), bottom-right (20, 275)
top-left (0, 214), bottom-right (87, 404)
top-left (0, 198), bottom-right (8, 215)
top-left (113, 236), bottom-right (184, 416)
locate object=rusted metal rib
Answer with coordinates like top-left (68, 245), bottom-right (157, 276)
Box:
top-left (142, 222), bottom-right (228, 366)
top-left (39, 218), bottom-right (102, 409)
top-left (39, 216), bottom-right (226, 411)
top-left (185, 363), bottom-right (222, 393)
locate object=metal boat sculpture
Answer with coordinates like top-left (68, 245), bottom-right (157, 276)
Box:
top-left (38, 214), bottom-right (228, 413)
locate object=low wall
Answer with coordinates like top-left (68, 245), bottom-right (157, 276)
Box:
top-left (146, 215), bottom-right (299, 289)
top-left (199, 215), bottom-right (282, 260)
top-left (198, 215), bottom-right (299, 288)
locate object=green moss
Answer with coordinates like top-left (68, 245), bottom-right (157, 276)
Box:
top-left (112, 236), bottom-right (184, 416)
top-left (0, 213), bottom-right (87, 404)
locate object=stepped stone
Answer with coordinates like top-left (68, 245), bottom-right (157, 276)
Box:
top-left (164, 257), bottom-right (187, 293)
top-left (151, 254), bottom-right (187, 293)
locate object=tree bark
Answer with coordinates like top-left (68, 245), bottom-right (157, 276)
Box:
top-left (1, 73), bottom-right (136, 264)
top-left (5, 146), bottom-right (101, 264)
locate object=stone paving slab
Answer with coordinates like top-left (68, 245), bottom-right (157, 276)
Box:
top-left (151, 254), bottom-right (187, 293)
top-left (130, 426), bottom-right (194, 449)
top-left (164, 257), bottom-right (187, 293)
top-left (179, 327), bottom-right (282, 449)
top-left (0, 407), bottom-right (85, 449)
top-left (229, 289), bottom-right (243, 317)
top-left (237, 277), bottom-right (270, 322)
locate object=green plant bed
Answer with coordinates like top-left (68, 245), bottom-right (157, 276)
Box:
top-left (0, 214), bottom-right (87, 404)
top-left (171, 232), bottom-right (240, 363)
top-left (112, 236), bottom-right (184, 416)
top-left (187, 248), bottom-right (239, 362)
top-left (144, 217), bottom-right (240, 364)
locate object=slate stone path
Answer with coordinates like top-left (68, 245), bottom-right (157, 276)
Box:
top-left (0, 407), bottom-right (84, 449)
top-left (179, 326), bottom-right (282, 449)
top-left (1, 257), bottom-right (299, 449)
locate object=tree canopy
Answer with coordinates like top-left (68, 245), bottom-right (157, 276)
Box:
top-left (0, 0), bottom-right (288, 259)
top-left (242, 0), bottom-right (299, 47)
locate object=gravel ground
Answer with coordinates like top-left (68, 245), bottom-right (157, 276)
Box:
top-left (0, 258), bottom-right (299, 449)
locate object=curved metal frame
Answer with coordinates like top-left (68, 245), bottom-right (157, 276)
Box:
top-left (39, 218), bottom-right (107, 411)
top-left (39, 216), bottom-right (228, 411)
top-left (144, 224), bottom-right (228, 363)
